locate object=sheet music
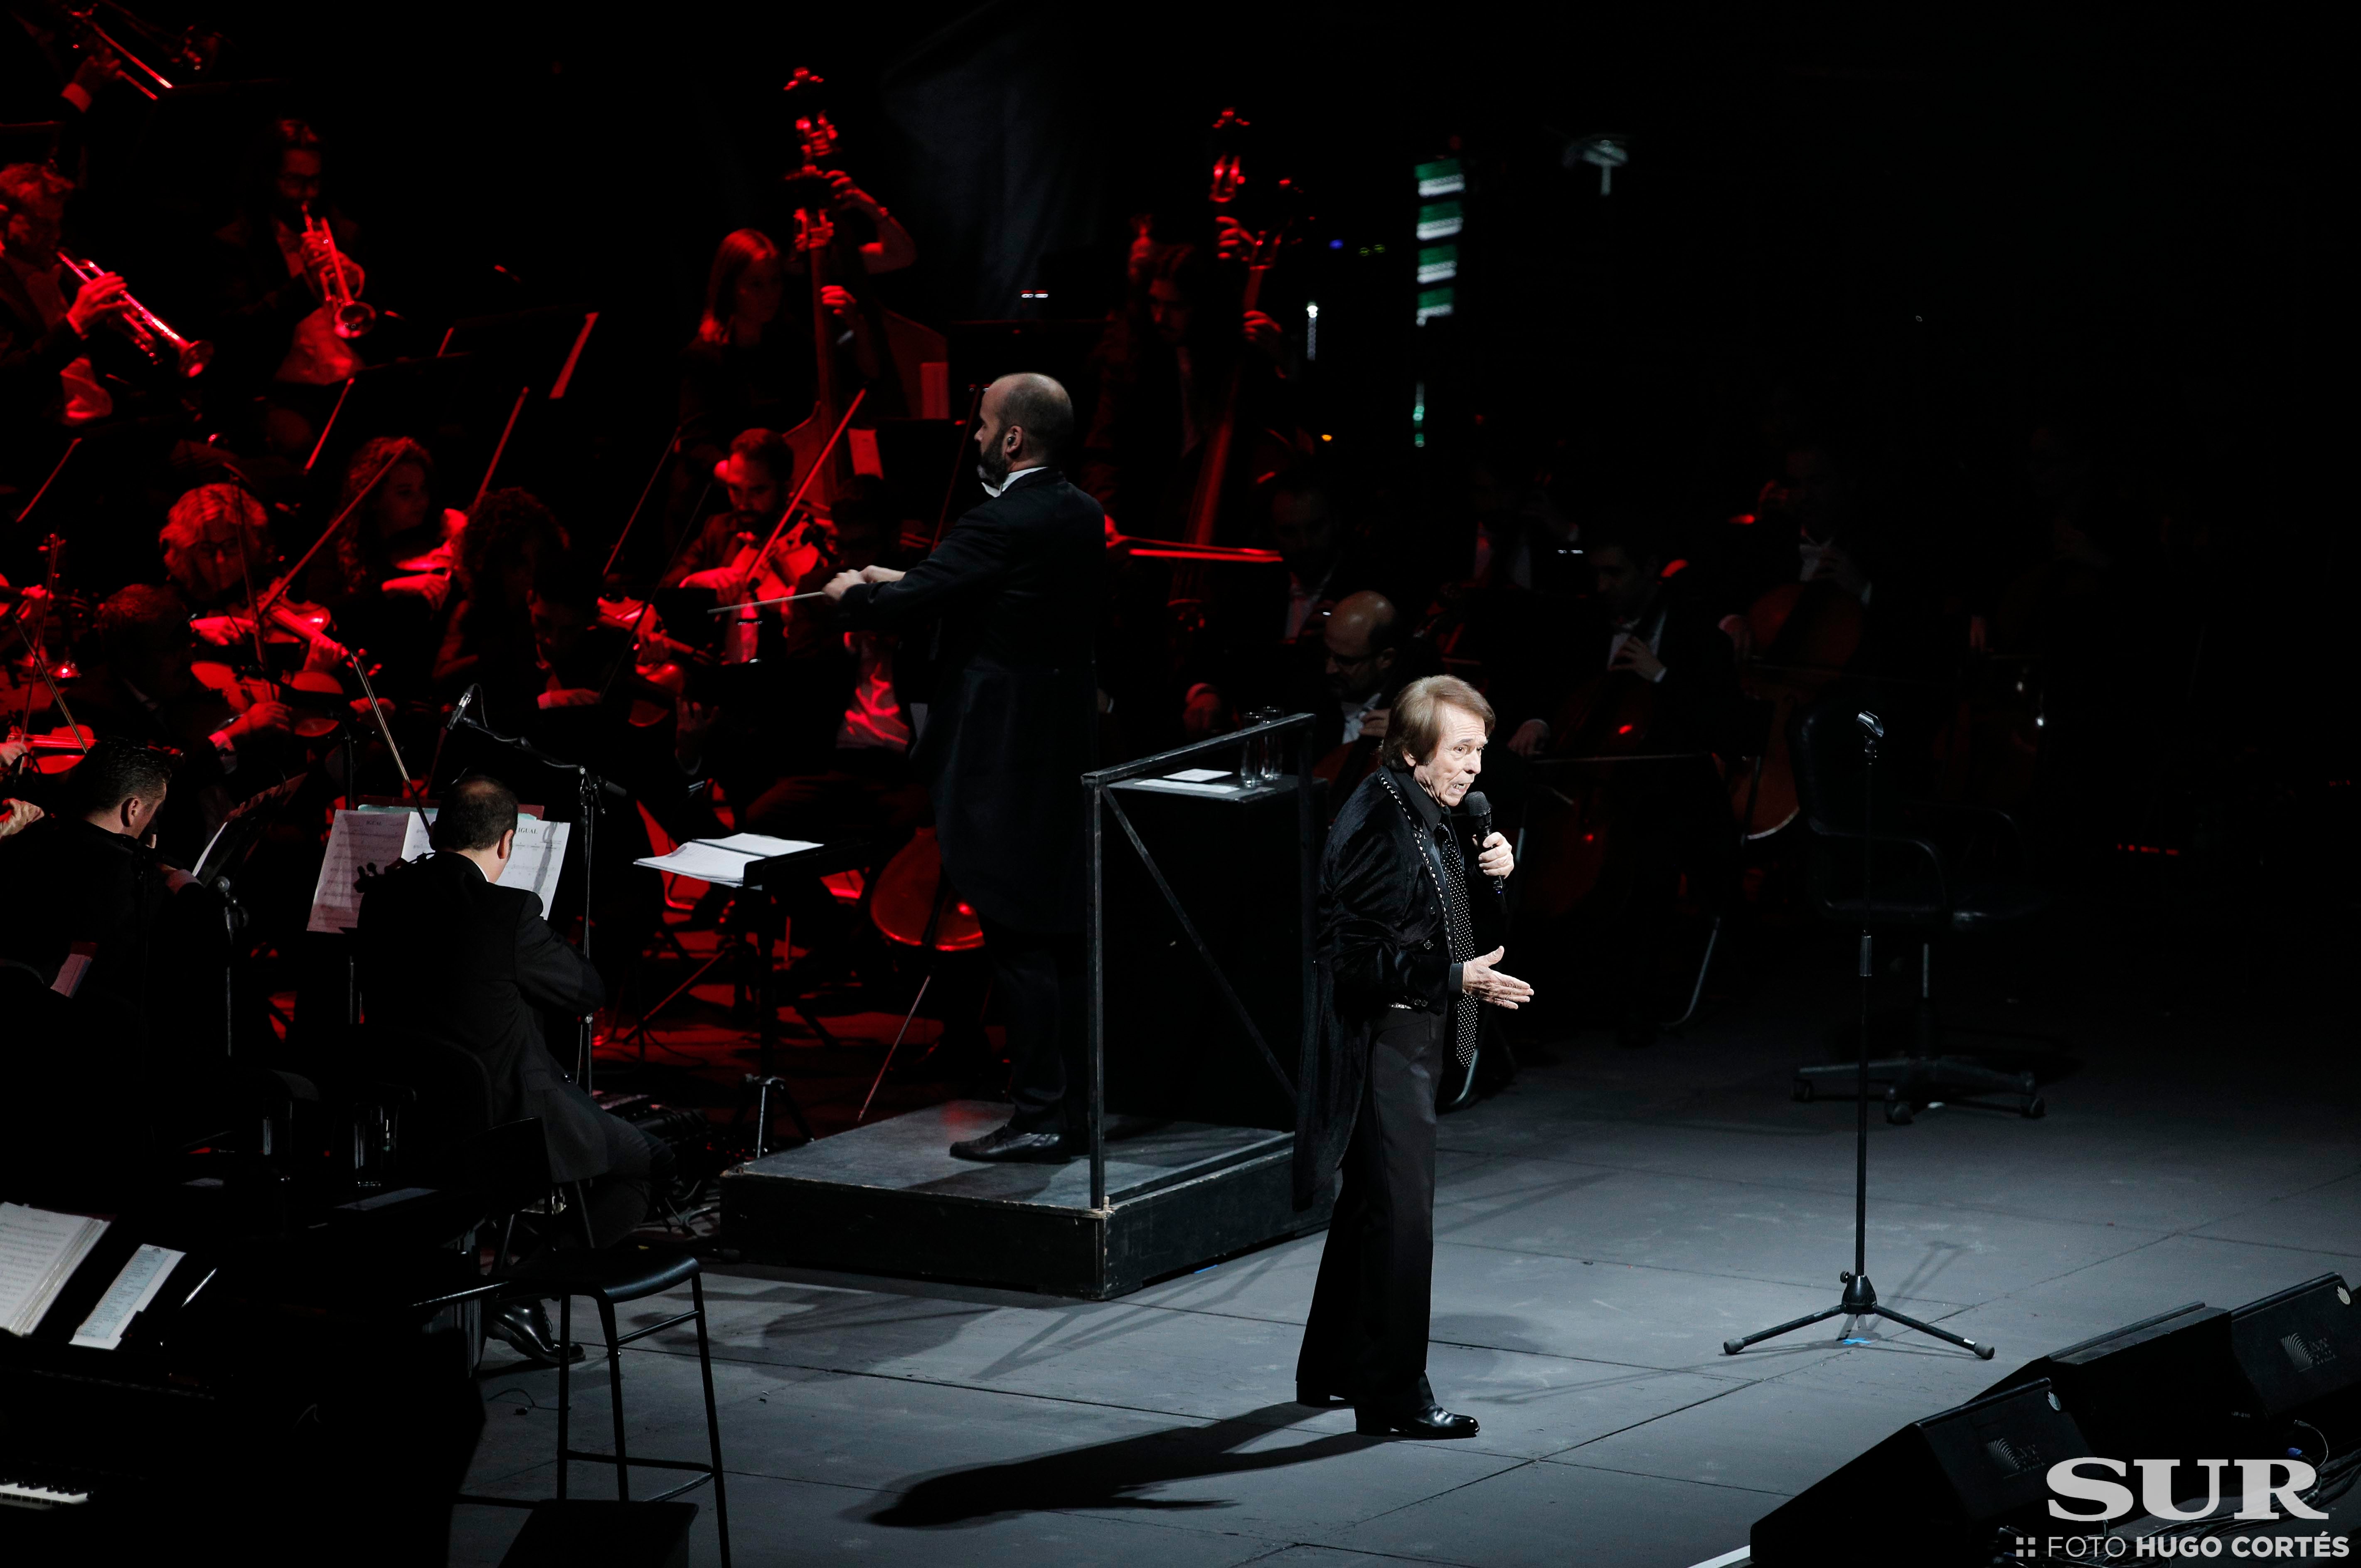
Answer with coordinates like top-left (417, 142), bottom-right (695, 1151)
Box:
top-left (0, 1203), bottom-right (108, 1337)
top-left (71, 1244), bottom-right (184, 1351)
top-left (633, 841), bottom-right (763, 888)
top-left (501, 816), bottom-right (571, 914)
top-left (308, 810), bottom-right (419, 933)
top-left (689, 833), bottom-right (820, 859)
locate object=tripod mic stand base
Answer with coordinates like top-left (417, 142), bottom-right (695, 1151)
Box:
top-left (1721, 1271), bottom-right (1995, 1359)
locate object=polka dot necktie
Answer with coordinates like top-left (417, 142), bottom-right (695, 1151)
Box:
top-left (1433, 821), bottom-right (1479, 1069)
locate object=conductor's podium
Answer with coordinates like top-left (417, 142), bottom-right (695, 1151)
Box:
top-left (722, 719), bottom-right (1332, 1299)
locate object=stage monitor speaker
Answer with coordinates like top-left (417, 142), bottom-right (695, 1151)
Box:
top-left (2228, 1272), bottom-right (2361, 1428)
top-left (1750, 1378), bottom-right (2088, 1567)
top-left (499, 1499), bottom-right (698, 1568)
top-left (1980, 1300), bottom-right (2246, 1476)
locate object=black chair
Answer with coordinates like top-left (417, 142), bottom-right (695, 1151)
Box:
top-left (1787, 700), bottom-right (2053, 1123)
top-left (492, 1241), bottom-right (731, 1568)
top-left (364, 1027), bottom-right (733, 1563)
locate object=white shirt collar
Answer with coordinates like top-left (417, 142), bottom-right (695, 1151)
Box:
top-left (980, 465), bottom-right (1047, 500)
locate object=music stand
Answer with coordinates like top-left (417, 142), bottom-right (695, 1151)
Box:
top-left (1720, 711), bottom-right (1994, 1361)
top-left (192, 775), bottom-right (306, 1058)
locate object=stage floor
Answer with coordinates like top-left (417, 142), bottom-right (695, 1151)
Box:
top-left (450, 916), bottom-right (2361, 1567)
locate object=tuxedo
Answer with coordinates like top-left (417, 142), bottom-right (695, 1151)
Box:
top-left (356, 851), bottom-right (655, 1243)
top-left (839, 465), bottom-right (1104, 1133)
top-left (837, 466), bottom-right (1103, 934)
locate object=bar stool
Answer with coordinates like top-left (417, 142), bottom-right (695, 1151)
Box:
top-left (497, 1241), bottom-right (732, 1568)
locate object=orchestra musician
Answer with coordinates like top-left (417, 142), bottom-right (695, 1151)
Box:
top-left (1543, 514), bottom-right (1744, 1046)
top-left (0, 159), bottom-right (129, 435)
top-left (823, 372), bottom-right (1103, 1162)
top-left (1078, 240), bottom-right (1289, 536)
top-left (209, 118), bottom-right (368, 441)
top-left (1295, 674), bottom-right (1527, 1437)
top-left (356, 773), bottom-right (670, 1362)
top-left (68, 583), bottom-right (298, 861)
top-left (0, 739), bottom-right (229, 1200)
top-left (431, 487), bottom-right (569, 732)
top-left (1180, 468), bottom-right (1384, 740)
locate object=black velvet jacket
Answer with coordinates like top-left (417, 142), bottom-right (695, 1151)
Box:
top-left (1295, 765), bottom-right (1488, 1207)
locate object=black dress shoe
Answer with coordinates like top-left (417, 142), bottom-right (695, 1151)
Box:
top-left (1355, 1403), bottom-right (1480, 1438)
top-left (486, 1300), bottom-right (586, 1366)
top-left (948, 1124), bottom-right (1071, 1163)
top-left (1296, 1384), bottom-right (1352, 1406)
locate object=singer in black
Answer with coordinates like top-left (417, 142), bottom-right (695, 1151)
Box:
top-left (823, 373), bottom-right (1104, 1162)
top-left (1294, 674), bottom-right (1531, 1436)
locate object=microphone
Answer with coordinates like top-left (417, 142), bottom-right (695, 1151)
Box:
top-left (1462, 790), bottom-right (1504, 894)
top-left (446, 684), bottom-right (478, 734)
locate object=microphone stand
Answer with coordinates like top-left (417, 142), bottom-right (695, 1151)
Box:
top-left (447, 700), bottom-right (622, 1090)
top-left (1720, 710), bottom-right (1994, 1362)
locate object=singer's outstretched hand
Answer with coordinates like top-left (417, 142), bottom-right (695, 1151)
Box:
top-left (1475, 830), bottom-right (1514, 880)
top-left (1461, 946), bottom-right (1534, 1009)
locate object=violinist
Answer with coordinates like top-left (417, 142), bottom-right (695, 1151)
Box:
top-left (302, 435), bottom-right (461, 697)
top-left (0, 737), bottom-right (204, 1023)
top-left (155, 482), bottom-right (337, 670)
top-left (0, 739), bottom-right (230, 1199)
top-left (736, 476), bottom-right (925, 842)
top-left (68, 583), bottom-right (297, 861)
top-left (432, 487), bottom-right (568, 733)
top-left (662, 428), bottom-right (804, 597)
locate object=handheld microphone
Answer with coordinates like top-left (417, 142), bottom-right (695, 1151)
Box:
top-left (446, 684), bottom-right (478, 734)
top-left (1462, 790), bottom-right (1505, 894)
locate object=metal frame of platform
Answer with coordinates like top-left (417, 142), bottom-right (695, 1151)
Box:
top-left (722, 716), bottom-right (1326, 1298)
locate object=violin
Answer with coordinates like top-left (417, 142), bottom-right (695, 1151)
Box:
top-left (5, 724), bottom-right (99, 776)
top-left (195, 595), bottom-right (354, 670)
top-left (714, 504), bottom-right (838, 662)
top-left (190, 661), bottom-right (347, 741)
top-left (596, 595), bottom-right (716, 729)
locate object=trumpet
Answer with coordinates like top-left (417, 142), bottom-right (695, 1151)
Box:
top-left (62, 2), bottom-right (223, 103)
top-left (56, 251), bottom-right (213, 378)
top-left (302, 205), bottom-right (375, 340)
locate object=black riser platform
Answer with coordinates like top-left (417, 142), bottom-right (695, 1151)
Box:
top-left (721, 1100), bottom-right (1332, 1299)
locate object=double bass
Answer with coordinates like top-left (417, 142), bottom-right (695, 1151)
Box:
top-left (1165, 109), bottom-right (1307, 620)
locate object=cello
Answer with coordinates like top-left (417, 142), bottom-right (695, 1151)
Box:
top-left (1726, 577), bottom-right (1864, 839)
top-left (1518, 612), bottom-right (1673, 919)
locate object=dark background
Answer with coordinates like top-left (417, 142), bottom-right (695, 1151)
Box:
top-left (54, 3), bottom-right (2347, 657)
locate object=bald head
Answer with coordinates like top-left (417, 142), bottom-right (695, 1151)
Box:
top-left (1323, 590), bottom-right (1401, 699)
top-left (976, 373), bottom-right (1073, 485)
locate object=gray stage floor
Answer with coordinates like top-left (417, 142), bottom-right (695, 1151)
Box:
top-left (449, 929), bottom-right (2361, 1566)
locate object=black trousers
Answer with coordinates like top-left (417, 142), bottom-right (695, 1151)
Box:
top-left (977, 914), bottom-right (1087, 1135)
top-left (575, 1110), bottom-right (674, 1250)
top-left (1297, 1006), bottom-right (1443, 1410)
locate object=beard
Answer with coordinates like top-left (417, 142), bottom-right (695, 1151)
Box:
top-left (976, 439), bottom-right (1012, 490)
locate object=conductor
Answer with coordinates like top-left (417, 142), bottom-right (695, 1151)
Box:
top-left (825, 373), bottom-right (1105, 1162)
top-left (1294, 675), bottom-right (1533, 1436)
